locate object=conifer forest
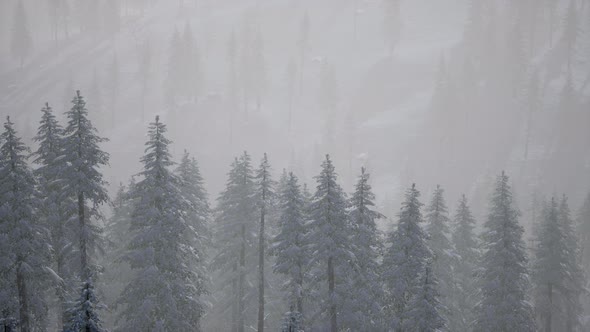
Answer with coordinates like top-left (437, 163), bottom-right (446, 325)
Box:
top-left (2, 0), bottom-right (590, 331)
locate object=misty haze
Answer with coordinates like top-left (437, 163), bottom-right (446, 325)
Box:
top-left (1, 0), bottom-right (589, 331)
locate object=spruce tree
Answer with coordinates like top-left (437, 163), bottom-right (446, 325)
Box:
top-left (210, 152), bottom-right (257, 332)
top-left (532, 198), bottom-right (566, 332)
top-left (557, 195), bottom-right (585, 332)
top-left (579, 191), bottom-right (590, 274)
top-left (32, 103), bottom-right (73, 329)
top-left (0, 117), bottom-right (50, 331)
top-left (272, 172), bottom-right (309, 324)
top-left (307, 155), bottom-right (352, 332)
top-left (255, 153), bottom-right (275, 332)
top-left (344, 167), bottom-right (385, 330)
top-left (175, 150), bottom-right (210, 319)
top-left (382, 183), bottom-right (431, 331)
top-left (403, 261), bottom-right (446, 332)
top-left (117, 117), bottom-right (206, 330)
top-left (424, 185), bottom-right (456, 330)
top-left (64, 281), bottom-right (106, 332)
top-left (62, 90), bottom-right (109, 278)
top-left (61, 90), bottom-right (109, 331)
top-left (474, 171), bottom-right (535, 332)
top-left (451, 195), bottom-right (480, 331)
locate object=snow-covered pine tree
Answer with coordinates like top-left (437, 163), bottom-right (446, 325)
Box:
top-left (306, 155), bottom-right (352, 332)
top-left (579, 191), bottom-right (590, 275)
top-left (425, 185), bottom-right (456, 330)
top-left (64, 281), bottom-right (106, 332)
top-left (117, 116), bottom-right (206, 331)
top-left (210, 152), bottom-right (257, 332)
top-left (343, 167), bottom-right (385, 330)
top-left (255, 153), bottom-right (275, 332)
top-left (61, 90), bottom-right (109, 331)
top-left (272, 172), bottom-right (309, 325)
top-left (474, 171), bottom-right (535, 332)
top-left (532, 198), bottom-right (568, 331)
top-left (557, 195), bottom-right (585, 332)
top-left (32, 102), bottom-right (74, 329)
top-left (382, 183), bottom-right (431, 332)
top-left (62, 90), bottom-right (109, 280)
top-left (175, 149), bottom-right (210, 318)
top-left (0, 116), bottom-right (51, 331)
top-left (450, 194), bottom-right (480, 331)
top-left (403, 261), bottom-right (446, 332)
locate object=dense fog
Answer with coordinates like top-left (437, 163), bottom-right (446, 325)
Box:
top-left (0, 0), bottom-right (589, 331)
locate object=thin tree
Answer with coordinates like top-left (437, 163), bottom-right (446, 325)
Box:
top-left (307, 155), bottom-right (352, 332)
top-left (255, 153), bottom-right (275, 332)
top-left (11, 0), bottom-right (33, 67)
top-left (272, 172), bottom-right (309, 326)
top-left (382, 183), bottom-right (431, 331)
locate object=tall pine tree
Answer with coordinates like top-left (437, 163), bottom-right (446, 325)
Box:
top-left (0, 117), bottom-right (50, 331)
top-left (474, 171), bottom-right (535, 332)
top-left (272, 172), bottom-right (309, 328)
top-left (117, 117), bottom-right (206, 331)
top-left (382, 183), bottom-right (431, 331)
top-left (255, 153), bottom-right (275, 332)
top-left (424, 185), bottom-right (456, 330)
top-left (210, 152), bottom-right (257, 332)
top-left (307, 155), bottom-right (352, 332)
top-left (344, 167), bottom-right (385, 330)
top-left (32, 103), bottom-right (73, 329)
top-left (451, 194), bottom-right (480, 331)
top-left (61, 90), bottom-right (109, 331)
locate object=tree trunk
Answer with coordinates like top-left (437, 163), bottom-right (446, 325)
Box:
top-left (257, 207), bottom-right (265, 332)
top-left (545, 282), bottom-right (552, 332)
top-left (328, 256), bottom-right (337, 332)
top-left (232, 262), bottom-right (238, 332)
top-left (238, 224), bottom-right (246, 332)
top-left (16, 263), bottom-right (29, 332)
top-left (79, 191), bottom-right (88, 281)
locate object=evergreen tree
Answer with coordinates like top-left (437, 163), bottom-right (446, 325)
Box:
top-left (61, 90), bottom-right (109, 329)
top-left (307, 155), bottom-right (352, 332)
top-left (425, 185), bottom-right (456, 330)
top-left (403, 261), bottom-right (446, 332)
top-left (64, 281), bottom-right (106, 332)
top-left (210, 152), bottom-right (257, 332)
top-left (474, 171), bottom-right (535, 332)
top-left (62, 90), bottom-right (109, 280)
top-left (32, 103), bottom-right (73, 329)
top-left (343, 167), bottom-right (385, 330)
top-left (11, 0), bottom-right (33, 67)
top-left (532, 198), bottom-right (566, 332)
top-left (382, 183), bottom-right (431, 331)
top-left (255, 153), bottom-right (275, 332)
top-left (175, 150), bottom-right (210, 317)
top-left (0, 117), bottom-right (50, 331)
top-left (117, 116), bottom-right (206, 331)
top-left (451, 194), bottom-right (480, 331)
top-left (272, 172), bottom-right (309, 325)
top-left (579, 191), bottom-right (590, 273)
top-left (557, 195), bottom-right (585, 332)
